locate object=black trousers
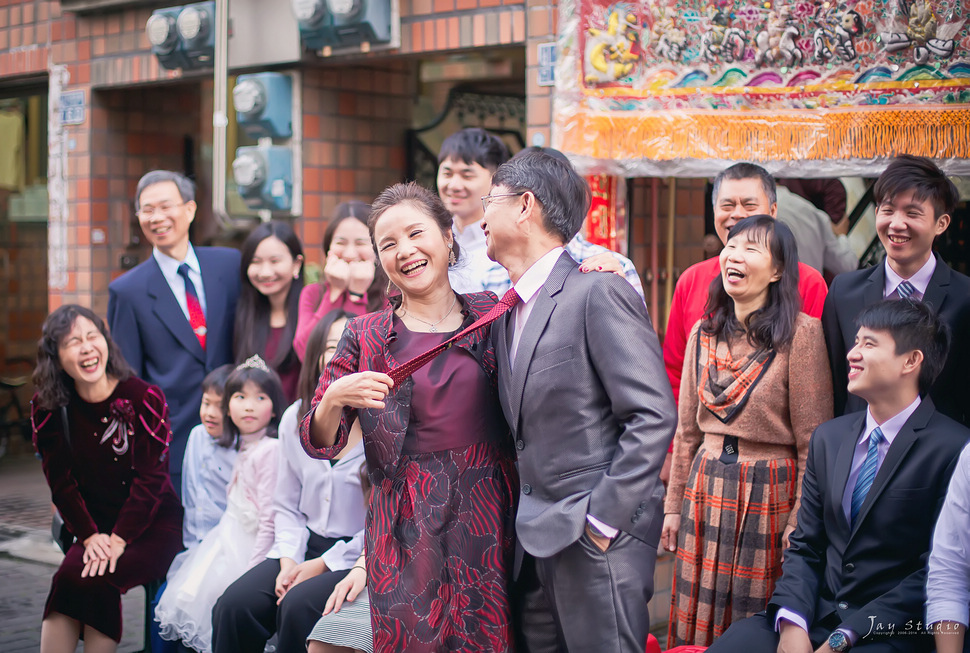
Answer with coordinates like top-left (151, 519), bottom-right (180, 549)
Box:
top-left (211, 533), bottom-right (350, 653)
top-left (513, 531), bottom-right (656, 653)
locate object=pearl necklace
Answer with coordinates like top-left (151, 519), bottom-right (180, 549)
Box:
top-left (400, 294), bottom-right (458, 333)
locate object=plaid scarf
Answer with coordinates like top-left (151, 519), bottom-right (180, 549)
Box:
top-left (696, 329), bottom-right (775, 423)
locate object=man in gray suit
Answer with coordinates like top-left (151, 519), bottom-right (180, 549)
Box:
top-left (482, 150), bottom-right (676, 651)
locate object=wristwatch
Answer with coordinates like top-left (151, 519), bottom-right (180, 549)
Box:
top-left (828, 630), bottom-right (851, 652)
top-left (586, 521), bottom-right (611, 539)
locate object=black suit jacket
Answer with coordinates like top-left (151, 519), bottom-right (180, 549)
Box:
top-left (107, 247), bottom-right (241, 478)
top-left (822, 254), bottom-right (970, 426)
top-left (768, 399), bottom-right (970, 644)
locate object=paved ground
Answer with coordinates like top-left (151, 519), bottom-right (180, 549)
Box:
top-left (0, 453), bottom-right (147, 653)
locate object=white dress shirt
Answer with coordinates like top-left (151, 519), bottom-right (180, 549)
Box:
top-left (153, 244), bottom-right (208, 319)
top-left (777, 396), bottom-right (922, 639)
top-left (927, 441), bottom-right (970, 627)
top-left (509, 247), bottom-right (618, 539)
top-left (267, 400), bottom-right (367, 569)
top-left (883, 254), bottom-right (936, 300)
top-left (181, 423), bottom-right (238, 548)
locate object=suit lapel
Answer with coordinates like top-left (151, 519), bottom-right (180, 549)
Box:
top-left (850, 400), bottom-right (933, 536)
top-left (832, 412), bottom-right (866, 534)
top-left (863, 262), bottom-right (885, 306)
top-left (508, 252), bottom-right (573, 432)
top-left (493, 312), bottom-right (516, 431)
top-left (198, 248), bottom-right (230, 367)
top-left (921, 253), bottom-right (950, 312)
top-left (148, 258), bottom-right (206, 363)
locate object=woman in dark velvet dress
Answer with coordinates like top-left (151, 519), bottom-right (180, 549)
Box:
top-left (301, 183), bottom-right (517, 652)
top-left (31, 304), bottom-right (182, 653)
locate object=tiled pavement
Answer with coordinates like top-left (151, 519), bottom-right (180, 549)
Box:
top-left (0, 454), bottom-right (147, 653)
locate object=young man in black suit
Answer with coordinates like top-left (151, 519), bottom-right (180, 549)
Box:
top-left (708, 299), bottom-right (970, 653)
top-left (822, 155), bottom-right (970, 426)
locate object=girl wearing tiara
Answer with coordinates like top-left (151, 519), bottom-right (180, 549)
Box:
top-left (156, 355), bottom-right (286, 652)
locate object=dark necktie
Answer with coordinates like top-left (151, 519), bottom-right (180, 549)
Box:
top-left (387, 288), bottom-right (520, 386)
top-left (896, 280), bottom-right (917, 300)
top-left (177, 263), bottom-right (207, 350)
top-left (850, 426), bottom-right (884, 526)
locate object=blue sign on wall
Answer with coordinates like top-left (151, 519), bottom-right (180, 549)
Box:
top-left (60, 91), bottom-right (85, 126)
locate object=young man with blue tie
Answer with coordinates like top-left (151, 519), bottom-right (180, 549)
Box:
top-left (107, 170), bottom-right (240, 496)
top-left (708, 299), bottom-right (970, 653)
top-left (822, 155), bottom-right (970, 426)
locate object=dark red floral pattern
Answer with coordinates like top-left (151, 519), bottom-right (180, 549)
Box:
top-left (301, 293), bottom-right (517, 653)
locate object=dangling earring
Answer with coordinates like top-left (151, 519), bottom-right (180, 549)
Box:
top-left (448, 242), bottom-right (457, 267)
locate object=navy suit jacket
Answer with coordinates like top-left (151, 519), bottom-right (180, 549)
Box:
top-left (107, 247), bottom-right (241, 478)
top-left (768, 399), bottom-right (970, 646)
top-left (822, 254), bottom-right (970, 427)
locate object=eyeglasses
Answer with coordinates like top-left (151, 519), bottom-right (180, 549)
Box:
top-left (137, 202), bottom-right (187, 219)
top-left (481, 192), bottom-right (526, 213)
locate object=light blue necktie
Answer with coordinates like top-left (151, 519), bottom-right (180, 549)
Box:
top-left (850, 426), bottom-right (884, 526)
top-left (896, 280), bottom-right (916, 299)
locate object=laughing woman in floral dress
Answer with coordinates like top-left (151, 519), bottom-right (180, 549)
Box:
top-left (31, 304), bottom-right (182, 653)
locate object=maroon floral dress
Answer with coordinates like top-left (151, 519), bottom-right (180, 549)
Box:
top-left (301, 293), bottom-right (517, 652)
top-left (32, 376), bottom-right (183, 642)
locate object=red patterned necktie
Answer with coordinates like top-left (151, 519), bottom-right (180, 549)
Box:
top-left (387, 288), bottom-right (520, 386)
top-left (177, 263), bottom-right (207, 350)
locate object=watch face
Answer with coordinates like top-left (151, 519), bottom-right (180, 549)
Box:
top-left (828, 631), bottom-right (849, 651)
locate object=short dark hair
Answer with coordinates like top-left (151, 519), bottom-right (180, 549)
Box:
top-left (873, 154), bottom-right (960, 220)
top-left (711, 162), bottom-right (776, 211)
top-left (298, 308), bottom-right (354, 412)
top-left (702, 216), bottom-right (801, 350)
top-left (438, 128), bottom-right (510, 172)
top-left (490, 150), bottom-right (591, 244)
top-left (369, 182), bottom-right (460, 303)
top-left (855, 298), bottom-right (950, 395)
top-left (32, 305), bottom-right (133, 411)
top-left (511, 146), bottom-right (571, 167)
top-left (219, 364), bottom-right (286, 448)
top-left (134, 170), bottom-right (195, 211)
top-left (201, 364), bottom-right (234, 396)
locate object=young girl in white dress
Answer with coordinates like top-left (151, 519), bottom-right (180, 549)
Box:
top-left (155, 355), bottom-right (286, 652)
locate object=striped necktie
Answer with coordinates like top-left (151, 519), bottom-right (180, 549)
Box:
top-left (896, 280), bottom-right (917, 300)
top-left (850, 426), bottom-right (884, 526)
top-left (387, 288), bottom-right (520, 386)
top-left (177, 263), bottom-right (207, 350)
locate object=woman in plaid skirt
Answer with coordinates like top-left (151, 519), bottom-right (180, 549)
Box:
top-left (660, 217), bottom-right (833, 647)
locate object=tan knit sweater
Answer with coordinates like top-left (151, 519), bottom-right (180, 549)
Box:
top-left (664, 313), bottom-right (833, 529)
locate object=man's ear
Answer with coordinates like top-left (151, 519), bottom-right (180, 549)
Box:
top-left (901, 348), bottom-right (924, 379)
top-left (934, 212), bottom-right (951, 236)
top-left (517, 191), bottom-right (538, 226)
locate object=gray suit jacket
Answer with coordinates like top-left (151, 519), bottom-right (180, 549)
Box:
top-left (494, 252), bottom-right (675, 558)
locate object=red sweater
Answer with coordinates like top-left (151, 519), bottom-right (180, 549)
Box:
top-left (662, 257), bottom-right (828, 405)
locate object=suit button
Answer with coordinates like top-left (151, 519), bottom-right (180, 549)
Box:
top-left (838, 601), bottom-right (848, 610)
top-left (636, 508), bottom-right (644, 515)
top-left (522, 484), bottom-right (532, 495)
top-left (516, 440), bottom-right (525, 451)
top-left (631, 515), bottom-right (639, 524)
top-left (844, 563), bottom-right (855, 572)
top-left (639, 501), bottom-right (647, 509)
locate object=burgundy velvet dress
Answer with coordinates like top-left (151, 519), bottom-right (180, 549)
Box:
top-left (31, 376), bottom-right (183, 642)
top-left (301, 293), bottom-right (517, 653)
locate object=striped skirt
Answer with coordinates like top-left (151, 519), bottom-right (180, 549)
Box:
top-left (307, 588), bottom-right (374, 653)
top-left (667, 447), bottom-right (796, 648)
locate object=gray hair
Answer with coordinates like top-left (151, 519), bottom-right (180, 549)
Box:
top-left (711, 162), bottom-right (776, 211)
top-left (491, 151), bottom-right (590, 243)
top-left (134, 170), bottom-right (196, 211)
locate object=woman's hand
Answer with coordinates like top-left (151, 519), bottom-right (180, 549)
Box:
top-left (661, 514), bottom-right (681, 553)
top-left (277, 558), bottom-right (328, 605)
top-left (323, 566), bottom-right (366, 615)
top-left (347, 261), bottom-right (375, 296)
top-left (579, 252), bottom-right (624, 276)
top-left (81, 533), bottom-right (112, 577)
top-left (324, 254), bottom-right (351, 295)
top-left (274, 557), bottom-right (298, 599)
top-left (107, 534), bottom-right (126, 573)
top-left (782, 524), bottom-right (796, 550)
top-left (326, 372), bottom-right (394, 411)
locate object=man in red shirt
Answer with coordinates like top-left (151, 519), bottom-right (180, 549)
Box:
top-left (661, 163), bottom-right (829, 479)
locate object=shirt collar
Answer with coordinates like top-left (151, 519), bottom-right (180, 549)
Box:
top-left (512, 247), bottom-right (564, 305)
top-left (883, 254), bottom-right (936, 298)
top-left (153, 244), bottom-right (200, 282)
top-left (861, 395), bottom-right (922, 448)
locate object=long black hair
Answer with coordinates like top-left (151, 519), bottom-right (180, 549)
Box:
top-left (319, 201), bottom-right (385, 313)
top-left (297, 308), bottom-right (354, 411)
top-left (33, 304), bottom-right (133, 411)
top-left (701, 216), bottom-right (801, 351)
top-left (234, 221), bottom-right (304, 373)
top-left (218, 363), bottom-right (286, 448)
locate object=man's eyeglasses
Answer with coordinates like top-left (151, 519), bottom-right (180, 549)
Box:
top-left (137, 202), bottom-right (186, 219)
top-left (481, 192), bottom-right (526, 213)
